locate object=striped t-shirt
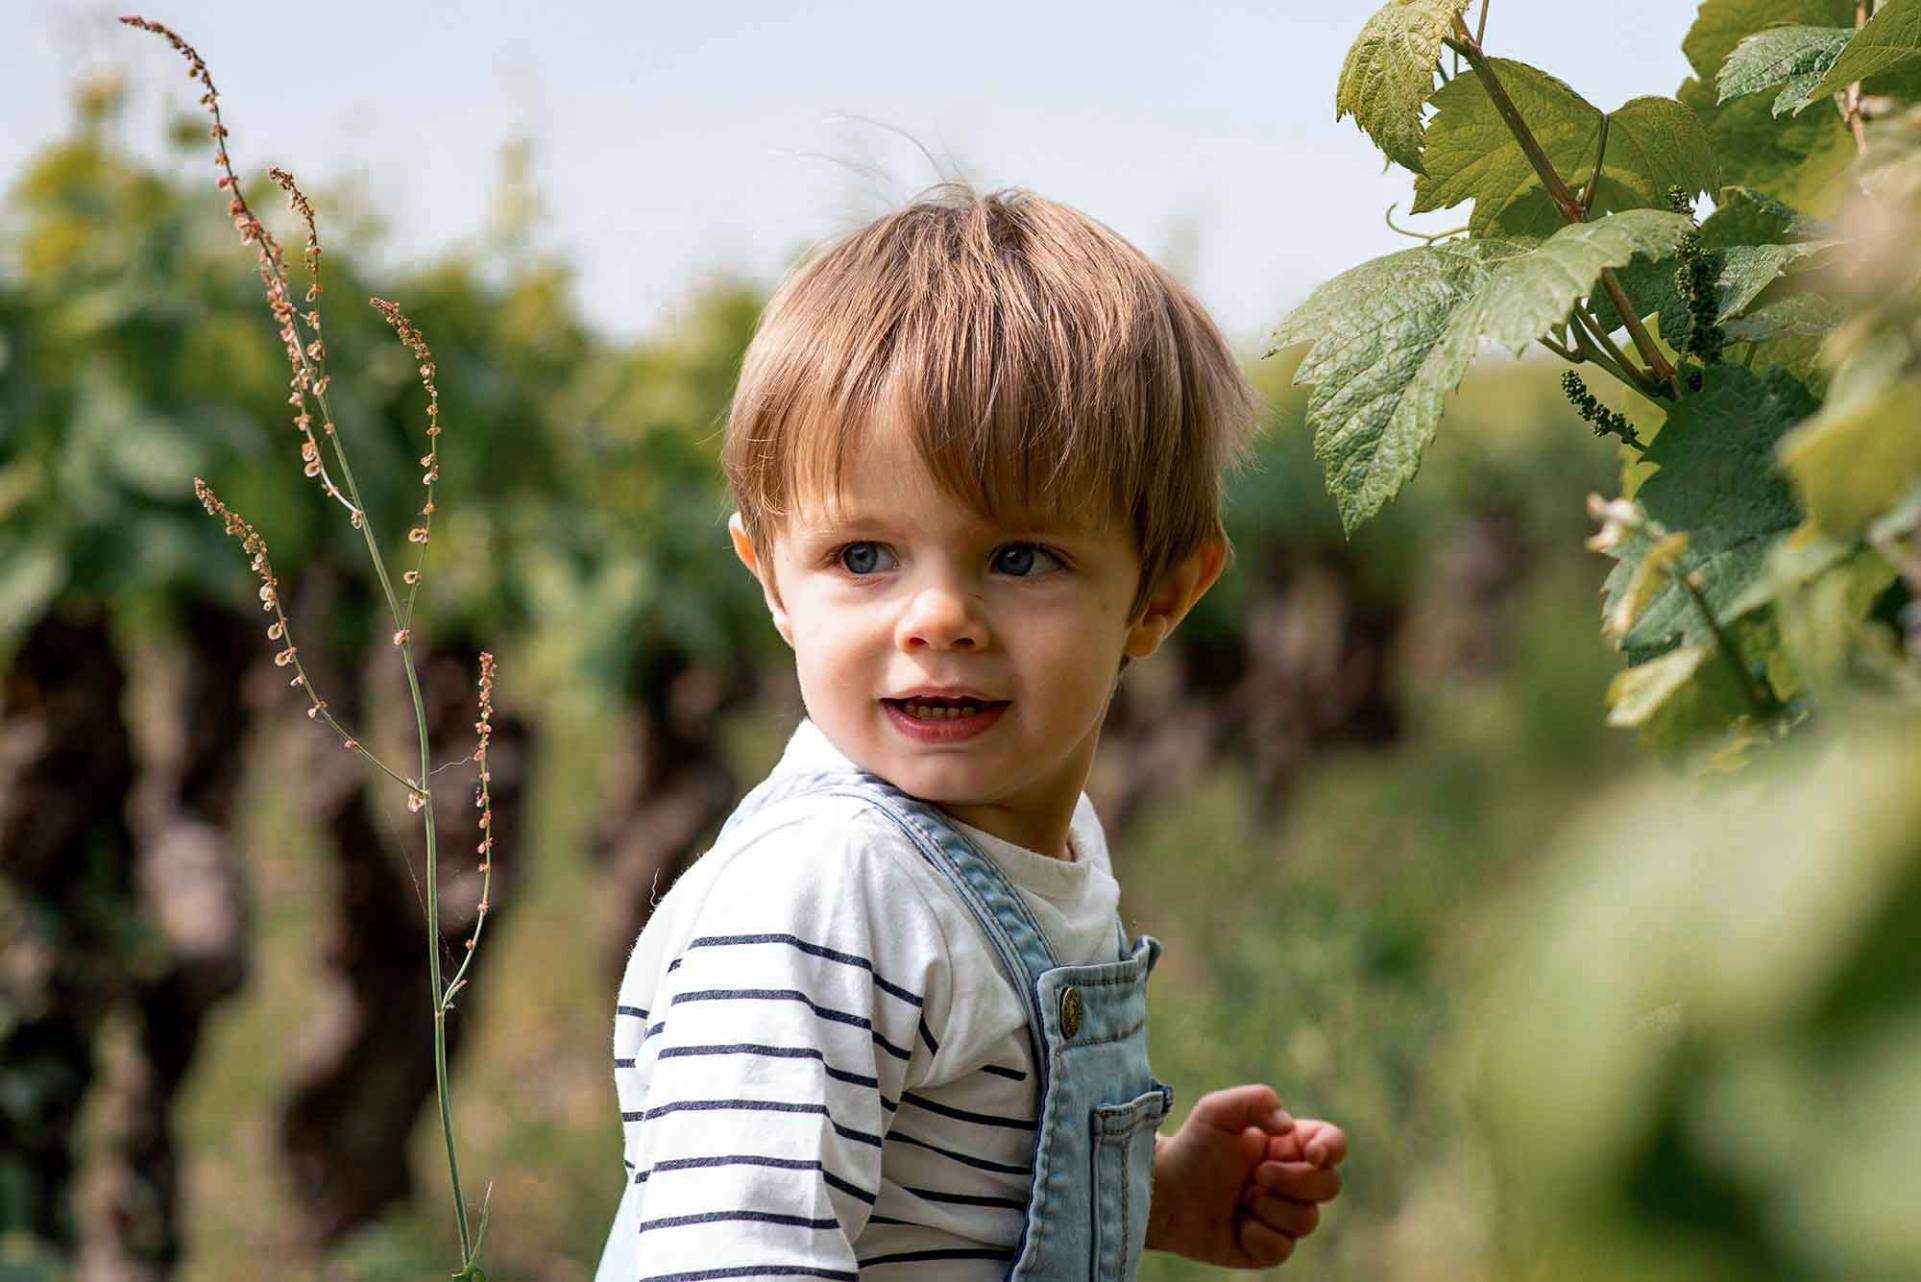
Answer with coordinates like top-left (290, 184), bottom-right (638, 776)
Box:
top-left (608, 716), bottom-right (1129, 1277)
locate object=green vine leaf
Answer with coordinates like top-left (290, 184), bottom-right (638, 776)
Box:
top-left (1413, 61), bottom-right (1718, 234)
top-left (1602, 96), bottom-right (1725, 204)
top-left (1722, 290), bottom-right (1846, 341)
top-left (1335, 0), bottom-right (1471, 173)
top-left (1597, 365), bottom-right (1815, 661)
top-left (1414, 58), bottom-right (1600, 232)
top-left (1716, 25), bottom-right (1853, 115)
top-left (1604, 641), bottom-right (1748, 743)
top-left (1588, 241), bottom-right (1828, 335)
top-left (1683, 0), bottom-right (1855, 79)
top-left (1778, 377), bottom-right (1921, 535)
top-left (1677, 73), bottom-right (1858, 207)
top-left (1806, 0), bottom-right (1921, 101)
top-left (1268, 211), bottom-right (1690, 533)
top-left (1266, 240), bottom-right (1517, 533)
top-left (1469, 209), bottom-right (1696, 351)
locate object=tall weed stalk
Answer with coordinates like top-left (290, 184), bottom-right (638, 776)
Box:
top-left (123, 17), bottom-right (497, 1278)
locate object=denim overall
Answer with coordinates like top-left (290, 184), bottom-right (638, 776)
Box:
top-left (597, 757), bottom-right (1174, 1281)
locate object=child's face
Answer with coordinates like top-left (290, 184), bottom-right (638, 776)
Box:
top-left (729, 419), bottom-right (1224, 858)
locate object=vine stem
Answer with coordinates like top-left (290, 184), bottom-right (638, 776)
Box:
top-left (1843, 0), bottom-right (1874, 155)
top-left (1670, 566), bottom-right (1777, 717)
top-left (1571, 306), bottom-right (1658, 400)
top-left (1443, 18), bottom-right (1678, 394)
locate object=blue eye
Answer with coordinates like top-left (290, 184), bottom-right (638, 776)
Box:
top-left (994, 543), bottom-right (1062, 577)
top-left (835, 541), bottom-right (894, 575)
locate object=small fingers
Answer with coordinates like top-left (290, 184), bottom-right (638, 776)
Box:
top-left (1236, 1213), bottom-right (1296, 1269)
top-left (1298, 1119), bottom-right (1348, 1167)
top-left (1256, 1159), bottom-right (1342, 1202)
top-left (1240, 1189), bottom-right (1320, 1239)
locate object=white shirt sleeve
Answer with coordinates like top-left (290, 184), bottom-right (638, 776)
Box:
top-left (619, 806), bottom-right (951, 1276)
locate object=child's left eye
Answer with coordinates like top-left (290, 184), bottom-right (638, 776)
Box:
top-left (993, 543), bottom-right (1064, 577)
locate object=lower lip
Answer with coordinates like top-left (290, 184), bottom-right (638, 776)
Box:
top-left (882, 699), bottom-right (1009, 744)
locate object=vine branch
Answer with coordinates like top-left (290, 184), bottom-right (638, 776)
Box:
top-left (1443, 17), bottom-right (1678, 394)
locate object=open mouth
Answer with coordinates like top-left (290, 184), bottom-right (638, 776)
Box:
top-left (882, 695), bottom-right (1011, 721)
top-left (880, 696), bottom-right (1011, 742)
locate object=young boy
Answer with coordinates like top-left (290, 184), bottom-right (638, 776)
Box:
top-left (597, 182), bottom-right (1345, 1280)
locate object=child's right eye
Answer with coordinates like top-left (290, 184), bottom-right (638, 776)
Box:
top-left (831, 541), bottom-right (896, 575)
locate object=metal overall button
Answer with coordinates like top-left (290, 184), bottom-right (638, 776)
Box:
top-left (1059, 985), bottom-right (1082, 1038)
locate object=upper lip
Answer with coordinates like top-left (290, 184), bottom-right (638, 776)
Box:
top-left (884, 686), bottom-right (1008, 702)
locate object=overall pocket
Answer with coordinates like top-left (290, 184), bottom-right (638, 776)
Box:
top-left (1089, 1081), bottom-right (1172, 1281)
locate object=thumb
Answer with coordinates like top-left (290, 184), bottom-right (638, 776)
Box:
top-left (1195, 1084), bottom-right (1293, 1137)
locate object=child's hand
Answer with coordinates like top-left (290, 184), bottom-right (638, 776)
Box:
top-left (1144, 1084), bottom-right (1345, 1269)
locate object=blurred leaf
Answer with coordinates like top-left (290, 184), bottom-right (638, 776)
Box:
top-left (1722, 289), bottom-right (1846, 340)
top-left (1778, 377), bottom-right (1921, 534)
top-left (1606, 527), bottom-right (1691, 639)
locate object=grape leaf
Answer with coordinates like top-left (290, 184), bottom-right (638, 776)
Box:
top-left (1602, 96), bottom-right (1724, 203)
top-left (1606, 529), bottom-right (1692, 640)
top-left (1677, 74), bottom-right (1857, 207)
top-left (1806, 0), bottom-right (1921, 100)
top-left (1698, 184), bottom-right (1832, 245)
top-left (1587, 241), bottom-right (1821, 336)
top-left (1683, 0), bottom-right (1855, 78)
top-left (1722, 290), bottom-right (1845, 341)
top-left (1413, 58), bottom-right (1603, 232)
top-left (1604, 641), bottom-right (1751, 747)
top-left (1335, 0), bottom-right (1472, 173)
top-left (1414, 62), bottom-right (1716, 233)
top-left (1467, 209), bottom-right (1695, 352)
top-left (1716, 25), bottom-right (1854, 114)
top-left (1597, 365), bottom-right (1814, 660)
top-left (1778, 377), bottom-right (1921, 535)
top-left (1268, 212), bottom-right (1691, 532)
top-left (1266, 240), bottom-right (1515, 533)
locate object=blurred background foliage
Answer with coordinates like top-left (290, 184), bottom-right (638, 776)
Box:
top-left (2, 25), bottom-right (1918, 1282)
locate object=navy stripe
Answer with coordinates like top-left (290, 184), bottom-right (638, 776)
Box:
top-left (655, 1043), bottom-right (880, 1091)
top-left (639, 1208), bottom-right (839, 1233)
top-left (979, 1063), bottom-right (1027, 1081)
top-left (617, 1005), bottom-right (649, 1018)
top-left (614, 1057), bottom-right (636, 1068)
top-left (859, 1247), bottom-right (1016, 1265)
top-left (635, 1153), bottom-right (874, 1206)
top-left (822, 1168), bottom-right (877, 1203)
top-left (675, 933), bottom-right (926, 1007)
top-left (641, 1098), bottom-right (884, 1147)
top-left (670, 988), bottom-right (912, 1061)
top-left (887, 1129), bottom-right (1034, 1175)
top-left (899, 1091), bottom-right (1036, 1130)
top-left (903, 1184), bottom-right (1027, 1210)
top-left (638, 1268), bottom-right (855, 1282)
top-left (917, 1015), bottom-right (940, 1055)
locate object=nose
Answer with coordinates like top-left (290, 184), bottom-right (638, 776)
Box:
top-left (895, 580), bottom-right (989, 652)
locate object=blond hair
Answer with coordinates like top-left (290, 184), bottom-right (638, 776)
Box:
top-left (723, 180), bottom-right (1260, 623)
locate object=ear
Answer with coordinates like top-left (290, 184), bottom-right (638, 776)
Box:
top-left (1122, 535), bottom-right (1227, 662)
top-left (729, 511), bottom-right (795, 648)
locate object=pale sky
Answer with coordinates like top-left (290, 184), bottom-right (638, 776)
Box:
top-left (13, 1), bottom-right (1697, 348)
